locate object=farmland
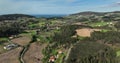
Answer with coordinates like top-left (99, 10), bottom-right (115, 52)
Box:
top-left (23, 42), bottom-right (47, 63)
top-left (0, 47), bottom-right (22, 63)
top-left (11, 36), bottom-right (31, 46)
top-left (0, 11), bottom-right (120, 63)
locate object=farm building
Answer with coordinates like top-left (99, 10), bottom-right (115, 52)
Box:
top-left (4, 43), bottom-right (18, 50)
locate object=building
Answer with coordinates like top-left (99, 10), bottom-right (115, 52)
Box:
top-left (49, 56), bottom-right (56, 63)
top-left (4, 43), bottom-right (18, 50)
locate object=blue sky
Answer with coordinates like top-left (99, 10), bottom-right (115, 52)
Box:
top-left (0, 0), bottom-right (120, 15)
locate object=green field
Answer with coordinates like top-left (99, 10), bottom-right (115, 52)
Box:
top-left (117, 51), bottom-right (120, 57)
top-left (0, 37), bottom-right (8, 42)
top-left (19, 30), bottom-right (36, 38)
top-left (89, 22), bottom-right (112, 27)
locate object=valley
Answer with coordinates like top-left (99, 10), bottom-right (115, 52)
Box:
top-left (0, 11), bottom-right (120, 63)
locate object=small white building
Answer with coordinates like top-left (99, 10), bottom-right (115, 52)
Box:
top-left (4, 44), bottom-right (18, 50)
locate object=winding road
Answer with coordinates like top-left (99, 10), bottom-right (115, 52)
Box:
top-left (20, 45), bottom-right (30, 63)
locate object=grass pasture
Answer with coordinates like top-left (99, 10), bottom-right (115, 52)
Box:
top-left (0, 37), bottom-right (8, 43)
top-left (117, 51), bottom-right (120, 57)
top-left (89, 21), bottom-right (111, 27)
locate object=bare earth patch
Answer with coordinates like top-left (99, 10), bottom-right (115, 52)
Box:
top-left (11, 37), bottom-right (31, 46)
top-left (76, 28), bottom-right (101, 37)
top-left (23, 42), bottom-right (47, 63)
top-left (0, 47), bottom-right (22, 63)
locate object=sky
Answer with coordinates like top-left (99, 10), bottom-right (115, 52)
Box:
top-left (0, 0), bottom-right (120, 15)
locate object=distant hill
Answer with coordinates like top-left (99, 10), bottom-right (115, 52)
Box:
top-left (71, 11), bottom-right (120, 16)
top-left (66, 11), bottom-right (120, 22)
top-left (71, 11), bottom-right (104, 16)
top-left (0, 14), bottom-right (35, 21)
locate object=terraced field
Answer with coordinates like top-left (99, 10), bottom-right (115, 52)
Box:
top-left (11, 37), bottom-right (31, 46)
top-left (23, 42), bottom-right (47, 63)
top-left (0, 47), bottom-right (23, 63)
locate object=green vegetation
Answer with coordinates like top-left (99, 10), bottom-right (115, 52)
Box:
top-left (66, 42), bottom-right (116, 63)
top-left (51, 25), bottom-right (79, 46)
top-left (89, 21), bottom-right (112, 27)
top-left (117, 51), bottom-right (120, 57)
top-left (91, 31), bottom-right (120, 44)
top-left (55, 53), bottom-right (65, 63)
top-left (0, 37), bottom-right (8, 42)
top-left (0, 12), bottom-right (120, 63)
top-left (19, 30), bottom-right (36, 37)
top-left (42, 25), bottom-right (79, 63)
top-left (0, 22), bottom-right (23, 37)
top-left (0, 14), bottom-right (34, 21)
top-left (115, 21), bottom-right (120, 30)
top-left (101, 29), bottom-right (110, 32)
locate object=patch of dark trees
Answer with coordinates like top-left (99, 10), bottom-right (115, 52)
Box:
top-left (0, 22), bottom-right (23, 37)
top-left (51, 25), bottom-right (79, 46)
top-left (66, 42), bottom-right (116, 63)
top-left (66, 30), bottom-right (120, 63)
top-left (42, 24), bottom-right (120, 63)
top-left (0, 14), bottom-right (34, 21)
top-left (115, 21), bottom-right (120, 29)
top-left (91, 31), bottom-right (120, 45)
top-left (42, 25), bottom-right (80, 63)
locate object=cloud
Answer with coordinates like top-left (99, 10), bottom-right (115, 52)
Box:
top-left (100, 1), bottom-right (120, 8)
top-left (0, 0), bottom-right (83, 14)
top-left (0, 0), bottom-right (120, 14)
top-left (116, 2), bottom-right (120, 5)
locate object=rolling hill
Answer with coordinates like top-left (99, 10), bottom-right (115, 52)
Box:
top-left (66, 11), bottom-right (120, 22)
top-left (0, 14), bottom-right (35, 21)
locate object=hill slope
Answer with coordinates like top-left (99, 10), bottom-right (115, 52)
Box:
top-left (66, 11), bottom-right (120, 22)
top-left (0, 14), bottom-right (35, 21)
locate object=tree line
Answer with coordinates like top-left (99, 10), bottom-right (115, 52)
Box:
top-left (0, 22), bottom-right (23, 37)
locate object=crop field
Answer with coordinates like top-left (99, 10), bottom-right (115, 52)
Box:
top-left (23, 42), bottom-right (47, 63)
top-left (19, 30), bottom-right (36, 37)
top-left (11, 37), bottom-right (31, 46)
top-left (0, 47), bottom-right (22, 63)
top-left (28, 22), bottom-right (46, 28)
top-left (89, 22), bottom-right (112, 27)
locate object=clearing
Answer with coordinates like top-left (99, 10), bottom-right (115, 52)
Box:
top-left (76, 28), bottom-right (101, 37)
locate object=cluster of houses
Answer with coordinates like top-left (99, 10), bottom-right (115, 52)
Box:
top-left (48, 50), bottom-right (63, 63)
top-left (3, 43), bottom-right (18, 50)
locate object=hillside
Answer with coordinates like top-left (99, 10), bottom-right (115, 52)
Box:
top-left (0, 14), bottom-right (35, 21)
top-left (66, 11), bottom-right (120, 22)
top-left (0, 11), bottom-right (120, 63)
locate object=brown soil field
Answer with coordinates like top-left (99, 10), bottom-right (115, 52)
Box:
top-left (23, 42), bottom-right (47, 63)
top-left (76, 28), bottom-right (101, 37)
top-left (11, 36), bottom-right (31, 46)
top-left (0, 47), bottom-right (22, 63)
